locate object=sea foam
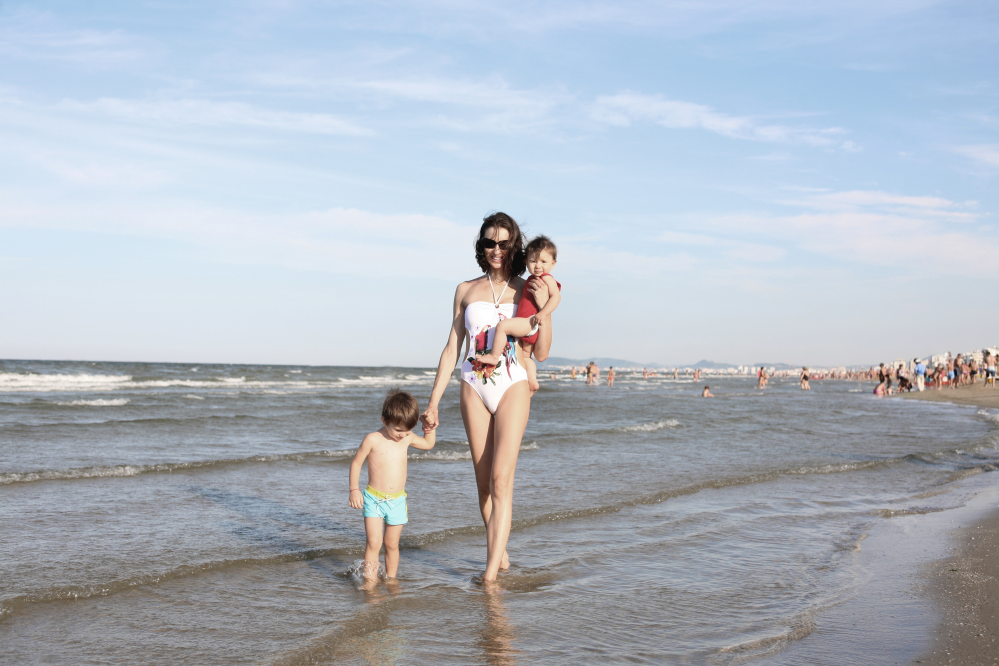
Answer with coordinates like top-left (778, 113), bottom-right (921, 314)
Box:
top-left (621, 419), bottom-right (681, 432)
top-left (54, 399), bottom-right (131, 407)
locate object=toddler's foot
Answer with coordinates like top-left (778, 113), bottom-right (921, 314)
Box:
top-left (500, 551), bottom-right (510, 571)
top-left (477, 352), bottom-right (502, 366)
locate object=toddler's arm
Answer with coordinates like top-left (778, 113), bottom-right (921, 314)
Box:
top-left (409, 427), bottom-right (437, 451)
top-left (348, 436), bottom-right (373, 509)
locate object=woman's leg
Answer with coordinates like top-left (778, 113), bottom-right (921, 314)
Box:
top-left (460, 383), bottom-right (509, 570)
top-left (483, 381), bottom-right (531, 581)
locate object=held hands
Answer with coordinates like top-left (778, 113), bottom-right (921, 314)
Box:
top-left (420, 405), bottom-right (439, 432)
top-left (348, 488), bottom-right (363, 509)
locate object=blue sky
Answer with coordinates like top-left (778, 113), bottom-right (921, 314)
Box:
top-left (1, 0), bottom-right (996, 367)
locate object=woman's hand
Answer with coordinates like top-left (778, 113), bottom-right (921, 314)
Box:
top-left (528, 278), bottom-right (550, 309)
top-left (420, 405), bottom-right (439, 431)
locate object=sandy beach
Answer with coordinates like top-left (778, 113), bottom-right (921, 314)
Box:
top-left (915, 502), bottom-right (999, 665)
top-left (901, 383), bottom-right (999, 665)
top-left (903, 382), bottom-right (999, 410)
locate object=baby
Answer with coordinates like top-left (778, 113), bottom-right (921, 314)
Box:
top-left (476, 235), bottom-right (562, 391)
top-left (348, 390), bottom-right (436, 582)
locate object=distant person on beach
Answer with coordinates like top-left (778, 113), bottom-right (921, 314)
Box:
top-left (421, 212), bottom-right (553, 581)
top-left (757, 367), bottom-right (768, 389)
top-left (873, 380), bottom-right (886, 396)
top-left (986, 352), bottom-right (996, 386)
top-left (607, 367), bottom-right (615, 387)
top-left (349, 391), bottom-right (437, 583)
top-left (800, 367), bottom-right (810, 391)
top-left (701, 386), bottom-right (714, 397)
top-left (914, 358), bottom-right (926, 392)
top-left (586, 362), bottom-right (596, 385)
top-left (473, 236), bottom-right (562, 393)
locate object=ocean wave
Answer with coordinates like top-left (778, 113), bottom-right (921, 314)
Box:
top-left (0, 372), bottom-right (132, 392)
top-left (409, 440), bottom-right (539, 461)
top-left (0, 545), bottom-right (357, 622)
top-left (0, 440), bottom-right (539, 485)
top-left (0, 450), bottom-right (356, 486)
top-left (336, 375), bottom-right (434, 387)
top-left (0, 372), bottom-right (336, 393)
top-left (620, 419), bottom-right (681, 432)
top-left (53, 398), bottom-right (131, 407)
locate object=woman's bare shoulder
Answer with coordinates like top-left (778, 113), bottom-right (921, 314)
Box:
top-left (454, 276), bottom-right (484, 303)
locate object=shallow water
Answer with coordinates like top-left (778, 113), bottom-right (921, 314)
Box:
top-left (1, 360), bottom-right (997, 664)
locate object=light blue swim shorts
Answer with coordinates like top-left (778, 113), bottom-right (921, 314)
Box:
top-left (362, 486), bottom-right (408, 525)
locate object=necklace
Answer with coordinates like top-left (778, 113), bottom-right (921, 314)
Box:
top-left (487, 275), bottom-right (509, 309)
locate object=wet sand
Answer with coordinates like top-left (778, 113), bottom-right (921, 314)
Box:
top-left (903, 382), bottom-right (999, 410)
top-left (904, 382), bottom-right (999, 664)
top-left (915, 505), bottom-right (999, 665)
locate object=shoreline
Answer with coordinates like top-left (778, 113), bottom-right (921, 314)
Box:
top-left (915, 496), bottom-right (999, 665)
top-left (902, 382), bottom-right (999, 410)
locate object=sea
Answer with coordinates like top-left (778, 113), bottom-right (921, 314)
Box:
top-left (2, 359), bottom-right (997, 665)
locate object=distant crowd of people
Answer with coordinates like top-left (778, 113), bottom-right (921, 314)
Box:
top-left (870, 350), bottom-right (996, 396)
top-left (549, 349), bottom-right (997, 399)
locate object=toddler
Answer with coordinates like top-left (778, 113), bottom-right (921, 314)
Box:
top-left (348, 390), bottom-right (436, 581)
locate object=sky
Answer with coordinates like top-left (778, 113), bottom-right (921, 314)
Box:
top-left (1, 0), bottom-right (997, 367)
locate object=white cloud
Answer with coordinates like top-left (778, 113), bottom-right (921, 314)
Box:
top-left (0, 200), bottom-right (478, 280)
top-left (658, 231), bottom-right (786, 262)
top-left (0, 10), bottom-right (149, 66)
top-left (700, 189), bottom-right (998, 278)
top-left (57, 98), bottom-right (373, 136)
top-left (591, 92), bottom-right (849, 147)
top-left (955, 144), bottom-right (999, 168)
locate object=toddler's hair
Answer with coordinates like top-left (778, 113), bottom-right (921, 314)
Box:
top-left (525, 235), bottom-right (557, 261)
top-left (382, 390), bottom-right (419, 429)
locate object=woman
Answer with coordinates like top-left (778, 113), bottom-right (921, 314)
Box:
top-left (800, 367), bottom-right (810, 391)
top-left (421, 212), bottom-right (552, 581)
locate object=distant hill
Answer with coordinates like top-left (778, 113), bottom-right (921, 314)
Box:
top-left (689, 359), bottom-right (738, 369)
top-left (752, 362), bottom-right (802, 371)
top-left (536, 357), bottom-right (803, 370)
top-left (536, 356), bottom-right (650, 369)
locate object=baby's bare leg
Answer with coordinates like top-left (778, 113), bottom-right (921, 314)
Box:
top-left (521, 341), bottom-right (539, 392)
top-left (477, 317), bottom-right (538, 365)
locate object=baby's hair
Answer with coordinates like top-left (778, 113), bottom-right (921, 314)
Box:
top-left (382, 390), bottom-right (419, 430)
top-left (525, 235), bottom-right (558, 261)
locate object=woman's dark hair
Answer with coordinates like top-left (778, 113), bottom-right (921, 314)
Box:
top-left (474, 212), bottom-right (526, 276)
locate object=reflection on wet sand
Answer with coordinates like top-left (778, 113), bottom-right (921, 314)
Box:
top-left (477, 582), bottom-right (520, 666)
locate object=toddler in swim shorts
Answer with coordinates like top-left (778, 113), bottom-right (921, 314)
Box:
top-left (475, 236), bottom-right (562, 392)
top-left (348, 390), bottom-right (436, 582)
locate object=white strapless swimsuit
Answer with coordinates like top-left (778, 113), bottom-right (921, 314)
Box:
top-left (461, 301), bottom-right (529, 414)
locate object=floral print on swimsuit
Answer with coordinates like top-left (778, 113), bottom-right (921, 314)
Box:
top-left (466, 315), bottom-right (518, 385)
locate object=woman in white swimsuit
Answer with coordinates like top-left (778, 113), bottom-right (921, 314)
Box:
top-left (421, 212), bottom-right (552, 581)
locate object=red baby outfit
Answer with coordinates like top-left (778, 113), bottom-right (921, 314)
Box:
top-left (517, 273), bottom-right (562, 345)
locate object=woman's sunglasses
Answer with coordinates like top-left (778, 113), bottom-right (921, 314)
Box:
top-left (477, 238), bottom-right (512, 251)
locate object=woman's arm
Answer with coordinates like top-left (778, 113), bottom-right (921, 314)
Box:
top-left (421, 283), bottom-right (468, 430)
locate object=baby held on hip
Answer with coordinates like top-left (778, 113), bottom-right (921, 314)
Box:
top-left (475, 237), bottom-right (562, 391)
